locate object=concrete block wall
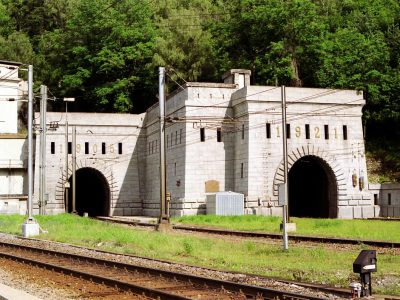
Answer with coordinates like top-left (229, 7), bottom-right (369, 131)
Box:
top-left (12, 69), bottom-right (381, 219)
top-left (369, 183), bottom-right (400, 217)
top-left (231, 85), bottom-right (374, 218)
top-left (34, 112), bottom-right (145, 216)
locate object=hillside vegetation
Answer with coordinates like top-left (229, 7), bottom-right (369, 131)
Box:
top-left (0, 0), bottom-right (399, 175)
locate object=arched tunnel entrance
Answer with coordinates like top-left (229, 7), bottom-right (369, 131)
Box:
top-left (65, 167), bottom-right (110, 216)
top-left (288, 155), bottom-right (338, 218)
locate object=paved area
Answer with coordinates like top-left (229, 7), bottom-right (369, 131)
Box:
top-left (0, 283), bottom-right (42, 300)
top-left (106, 215), bottom-right (158, 224)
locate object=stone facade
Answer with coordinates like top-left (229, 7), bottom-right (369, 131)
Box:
top-left (33, 113), bottom-right (145, 215)
top-left (140, 70), bottom-right (376, 219)
top-left (369, 183), bottom-right (400, 217)
top-left (2, 68), bottom-right (384, 219)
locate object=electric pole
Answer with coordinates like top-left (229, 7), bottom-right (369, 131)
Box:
top-left (22, 65), bottom-right (39, 237)
top-left (157, 67), bottom-right (170, 229)
top-left (281, 85), bottom-right (289, 250)
top-left (39, 85), bottom-right (47, 215)
top-left (72, 125), bottom-right (77, 214)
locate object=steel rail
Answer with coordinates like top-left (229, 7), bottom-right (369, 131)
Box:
top-left (0, 246), bottom-right (188, 300)
top-left (173, 225), bottom-right (400, 248)
top-left (95, 217), bottom-right (400, 248)
top-left (0, 240), bottom-right (327, 300)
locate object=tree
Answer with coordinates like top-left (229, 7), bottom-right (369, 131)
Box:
top-left (0, 31), bottom-right (35, 63)
top-left (152, 0), bottom-right (218, 83)
top-left (43, 0), bottom-right (157, 112)
top-left (212, 0), bottom-right (325, 86)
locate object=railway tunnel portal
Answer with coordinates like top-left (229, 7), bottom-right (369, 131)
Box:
top-left (288, 155), bottom-right (338, 218)
top-left (65, 167), bottom-right (110, 217)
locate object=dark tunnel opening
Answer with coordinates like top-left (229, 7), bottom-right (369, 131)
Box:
top-left (288, 156), bottom-right (337, 218)
top-left (65, 167), bottom-right (110, 217)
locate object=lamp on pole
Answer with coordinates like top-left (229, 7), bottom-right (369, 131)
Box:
top-left (22, 65), bottom-right (40, 237)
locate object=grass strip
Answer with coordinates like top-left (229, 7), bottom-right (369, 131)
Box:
top-left (173, 215), bottom-right (400, 242)
top-left (0, 214), bottom-right (399, 296)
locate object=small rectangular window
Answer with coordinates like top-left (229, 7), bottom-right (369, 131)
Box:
top-left (343, 125), bottom-right (348, 140)
top-left (374, 194), bottom-right (378, 205)
top-left (85, 142), bottom-right (89, 154)
top-left (388, 193), bottom-right (392, 205)
top-left (102, 142), bottom-right (106, 154)
top-left (68, 142), bottom-right (72, 154)
top-left (240, 163), bottom-right (244, 178)
top-left (200, 128), bottom-right (205, 142)
top-left (148, 142), bottom-right (151, 155)
top-left (266, 123), bottom-right (271, 139)
top-left (118, 143), bottom-right (122, 154)
top-left (151, 141), bottom-right (154, 154)
top-left (324, 125), bottom-right (329, 140)
top-left (305, 124), bottom-right (310, 139)
top-left (51, 142), bottom-right (55, 154)
top-left (171, 132), bottom-right (174, 146)
top-left (180, 128), bottom-right (183, 144)
top-left (286, 124), bottom-right (290, 139)
top-left (167, 135), bottom-right (169, 148)
top-left (217, 127), bottom-right (222, 142)
top-left (242, 124), bottom-right (245, 139)
top-left (175, 131), bottom-right (178, 145)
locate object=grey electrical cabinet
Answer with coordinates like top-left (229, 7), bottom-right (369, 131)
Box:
top-left (206, 191), bottom-right (244, 215)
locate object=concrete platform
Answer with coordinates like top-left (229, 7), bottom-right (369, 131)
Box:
top-left (0, 283), bottom-right (42, 300)
top-left (103, 216), bottom-right (158, 224)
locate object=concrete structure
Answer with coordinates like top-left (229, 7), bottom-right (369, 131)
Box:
top-left (0, 134), bottom-right (28, 214)
top-left (0, 60), bottom-right (25, 134)
top-left (0, 61), bottom-right (28, 214)
top-left (33, 113), bottom-right (145, 215)
top-left (1, 62), bottom-right (394, 219)
top-left (31, 69), bottom-right (382, 219)
top-left (369, 183), bottom-right (400, 217)
top-left (0, 282), bottom-right (42, 300)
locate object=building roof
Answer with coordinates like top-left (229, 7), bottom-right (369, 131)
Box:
top-left (0, 60), bottom-right (23, 67)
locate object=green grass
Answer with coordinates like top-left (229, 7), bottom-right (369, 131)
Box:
top-left (173, 215), bottom-right (400, 242)
top-left (0, 214), bottom-right (399, 296)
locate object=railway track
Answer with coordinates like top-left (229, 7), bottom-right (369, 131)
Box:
top-left (96, 217), bottom-right (400, 248)
top-left (0, 240), bottom-right (330, 300)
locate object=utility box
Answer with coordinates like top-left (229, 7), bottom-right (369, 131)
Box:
top-left (206, 191), bottom-right (244, 215)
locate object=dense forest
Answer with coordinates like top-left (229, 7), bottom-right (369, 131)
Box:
top-left (0, 0), bottom-right (399, 180)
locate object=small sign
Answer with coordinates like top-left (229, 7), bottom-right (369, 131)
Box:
top-left (278, 183), bottom-right (286, 206)
top-left (64, 182), bottom-right (70, 188)
top-left (63, 97), bottom-right (75, 102)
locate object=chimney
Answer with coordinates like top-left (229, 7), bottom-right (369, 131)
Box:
top-left (222, 69), bottom-right (251, 88)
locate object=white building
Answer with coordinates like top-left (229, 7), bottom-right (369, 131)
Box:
top-left (34, 69), bottom-right (384, 219)
top-left (0, 60), bottom-right (28, 214)
top-left (0, 62), bottom-right (397, 218)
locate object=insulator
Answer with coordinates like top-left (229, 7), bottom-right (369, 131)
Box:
top-left (359, 176), bottom-right (365, 191)
top-left (352, 172), bottom-right (358, 187)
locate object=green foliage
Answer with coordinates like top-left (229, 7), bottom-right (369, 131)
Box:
top-left (0, 31), bottom-right (35, 63)
top-left (366, 138), bottom-right (400, 182)
top-left (0, 0), bottom-right (399, 148)
top-left (152, 0), bottom-right (218, 83)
